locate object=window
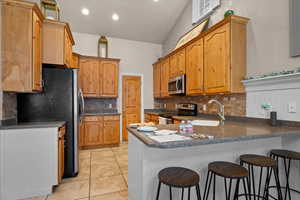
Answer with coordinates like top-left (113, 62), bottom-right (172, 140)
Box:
top-left (192, 0), bottom-right (220, 24)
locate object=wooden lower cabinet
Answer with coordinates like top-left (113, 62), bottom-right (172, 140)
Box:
top-left (58, 125), bottom-right (66, 184)
top-left (144, 114), bottom-right (159, 124)
top-left (80, 115), bottom-right (120, 148)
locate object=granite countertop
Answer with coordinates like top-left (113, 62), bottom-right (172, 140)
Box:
top-left (127, 118), bottom-right (300, 149)
top-left (0, 121), bottom-right (66, 130)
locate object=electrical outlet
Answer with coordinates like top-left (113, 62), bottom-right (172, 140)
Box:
top-left (203, 104), bottom-right (207, 111)
top-left (288, 102), bottom-right (297, 113)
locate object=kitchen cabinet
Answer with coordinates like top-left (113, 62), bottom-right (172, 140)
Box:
top-left (160, 58), bottom-right (170, 97)
top-left (83, 116), bottom-right (104, 147)
top-left (79, 56), bottom-right (120, 98)
top-left (79, 121), bottom-right (85, 148)
top-left (153, 62), bottom-right (161, 98)
top-left (186, 38), bottom-right (204, 95)
top-left (58, 125), bottom-right (66, 184)
top-left (204, 16), bottom-right (249, 94)
top-left (81, 115), bottom-right (120, 148)
top-left (42, 19), bottom-right (75, 68)
top-left (79, 57), bottom-right (100, 97)
top-left (144, 114), bottom-right (159, 124)
top-left (101, 60), bottom-right (119, 97)
top-left (169, 48), bottom-right (186, 78)
top-left (72, 53), bottom-right (80, 69)
top-left (2, 0), bottom-right (44, 92)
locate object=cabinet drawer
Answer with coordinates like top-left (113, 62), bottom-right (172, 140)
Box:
top-left (104, 115), bottom-right (120, 121)
top-left (84, 116), bottom-right (103, 121)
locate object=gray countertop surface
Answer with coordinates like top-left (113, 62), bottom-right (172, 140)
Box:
top-left (127, 117), bottom-right (300, 149)
top-left (0, 121), bottom-right (66, 130)
top-left (83, 112), bottom-right (121, 116)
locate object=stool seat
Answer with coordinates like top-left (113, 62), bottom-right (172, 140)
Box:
top-left (240, 154), bottom-right (277, 167)
top-left (271, 149), bottom-right (300, 160)
top-left (158, 167), bottom-right (200, 187)
top-left (208, 161), bottom-right (248, 179)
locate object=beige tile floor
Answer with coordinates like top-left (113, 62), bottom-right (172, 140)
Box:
top-left (23, 143), bottom-right (128, 200)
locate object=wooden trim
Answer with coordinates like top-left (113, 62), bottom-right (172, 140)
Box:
top-left (153, 15), bottom-right (249, 64)
top-left (80, 55), bottom-right (121, 62)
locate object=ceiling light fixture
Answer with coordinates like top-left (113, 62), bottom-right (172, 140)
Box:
top-left (153, 0), bottom-right (159, 2)
top-left (81, 8), bottom-right (90, 16)
top-left (112, 13), bottom-right (119, 21)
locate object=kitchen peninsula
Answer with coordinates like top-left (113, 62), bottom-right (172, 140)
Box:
top-left (127, 118), bottom-right (300, 200)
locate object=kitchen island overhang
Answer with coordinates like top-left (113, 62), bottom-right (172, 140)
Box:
top-left (127, 119), bottom-right (300, 200)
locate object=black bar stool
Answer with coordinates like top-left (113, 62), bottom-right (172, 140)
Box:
top-left (270, 149), bottom-right (300, 200)
top-left (203, 161), bottom-right (249, 200)
top-left (156, 167), bottom-right (201, 200)
top-left (240, 154), bottom-right (283, 200)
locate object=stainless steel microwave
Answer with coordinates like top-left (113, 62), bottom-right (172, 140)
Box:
top-left (168, 75), bottom-right (185, 95)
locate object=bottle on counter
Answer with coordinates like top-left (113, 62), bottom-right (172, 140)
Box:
top-left (179, 121), bottom-right (186, 134)
top-left (186, 120), bottom-right (193, 133)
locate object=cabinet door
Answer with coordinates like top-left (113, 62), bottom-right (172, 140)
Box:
top-left (169, 54), bottom-right (177, 78)
top-left (80, 58), bottom-right (99, 97)
top-left (160, 58), bottom-right (169, 97)
top-left (103, 120), bottom-right (120, 145)
top-left (64, 29), bottom-right (72, 68)
top-left (32, 11), bottom-right (43, 91)
top-left (101, 60), bottom-right (119, 97)
top-left (58, 126), bottom-right (65, 184)
top-left (177, 49), bottom-right (186, 76)
top-left (204, 24), bottom-right (230, 94)
top-left (186, 39), bottom-right (204, 95)
top-left (84, 121), bottom-right (103, 146)
top-left (153, 63), bottom-right (161, 98)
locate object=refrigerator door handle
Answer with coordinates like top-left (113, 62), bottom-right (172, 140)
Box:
top-left (79, 88), bottom-right (85, 116)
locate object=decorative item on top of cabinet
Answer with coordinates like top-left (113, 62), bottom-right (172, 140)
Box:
top-left (153, 61), bottom-right (161, 98)
top-left (2, 0), bottom-right (44, 92)
top-left (98, 36), bottom-right (108, 58)
top-left (58, 125), bottom-right (65, 184)
top-left (42, 19), bottom-right (75, 68)
top-left (204, 15), bottom-right (249, 94)
top-left (40, 0), bottom-right (60, 21)
top-left (186, 38), bottom-right (204, 95)
top-left (79, 56), bottom-right (120, 98)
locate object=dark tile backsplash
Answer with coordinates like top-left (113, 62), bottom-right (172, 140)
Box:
top-left (84, 98), bottom-right (118, 113)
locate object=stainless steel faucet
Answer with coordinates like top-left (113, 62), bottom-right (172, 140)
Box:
top-left (208, 99), bottom-right (225, 124)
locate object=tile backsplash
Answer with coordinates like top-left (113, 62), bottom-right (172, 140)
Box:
top-left (84, 98), bottom-right (118, 113)
top-left (154, 94), bottom-right (246, 117)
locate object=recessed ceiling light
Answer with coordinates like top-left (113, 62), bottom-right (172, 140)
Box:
top-left (154, 0), bottom-right (159, 2)
top-left (81, 8), bottom-right (90, 16)
top-left (112, 13), bottom-right (119, 21)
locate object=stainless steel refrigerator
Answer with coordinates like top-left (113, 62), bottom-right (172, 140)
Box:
top-left (17, 66), bottom-right (84, 178)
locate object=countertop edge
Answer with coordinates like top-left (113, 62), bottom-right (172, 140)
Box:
top-left (0, 121), bottom-right (66, 130)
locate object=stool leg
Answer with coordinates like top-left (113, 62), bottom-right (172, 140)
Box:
top-left (257, 167), bottom-right (263, 198)
top-left (188, 187), bottom-right (191, 200)
top-left (169, 186), bottom-right (172, 200)
top-left (233, 178), bottom-right (241, 200)
top-left (213, 173), bottom-right (216, 200)
top-left (250, 165), bottom-right (257, 200)
top-left (204, 171), bottom-right (213, 200)
top-left (274, 167), bottom-right (283, 200)
top-left (181, 188), bottom-right (184, 200)
top-left (263, 167), bottom-right (271, 199)
top-left (283, 158), bottom-right (292, 200)
top-left (196, 184), bottom-right (202, 200)
top-left (242, 177), bottom-right (249, 200)
top-left (156, 181), bottom-right (161, 200)
top-left (224, 178), bottom-right (228, 199)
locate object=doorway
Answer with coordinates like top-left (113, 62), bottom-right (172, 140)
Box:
top-left (122, 76), bottom-right (142, 141)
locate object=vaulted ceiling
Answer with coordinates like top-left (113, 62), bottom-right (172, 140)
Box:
top-left (58, 0), bottom-right (190, 44)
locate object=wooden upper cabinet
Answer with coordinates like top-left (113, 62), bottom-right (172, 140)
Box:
top-left (101, 60), bottom-right (120, 97)
top-left (204, 16), bottom-right (249, 94)
top-left (169, 48), bottom-right (186, 78)
top-left (2, 0), bottom-right (44, 92)
top-left (79, 56), bottom-right (120, 98)
top-left (71, 53), bottom-right (80, 69)
top-left (153, 62), bottom-right (161, 98)
top-left (42, 20), bottom-right (75, 68)
top-left (160, 58), bottom-right (170, 97)
top-left (79, 57), bottom-right (99, 97)
top-left (204, 24), bottom-right (230, 94)
top-left (186, 38), bottom-right (204, 95)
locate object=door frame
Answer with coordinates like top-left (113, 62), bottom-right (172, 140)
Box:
top-left (119, 73), bottom-right (144, 142)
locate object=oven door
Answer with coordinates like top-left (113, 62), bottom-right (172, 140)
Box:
top-left (168, 75), bottom-right (185, 95)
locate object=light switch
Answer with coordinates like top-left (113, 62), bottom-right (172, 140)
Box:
top-left (288, 102), bottom-right (297, 113)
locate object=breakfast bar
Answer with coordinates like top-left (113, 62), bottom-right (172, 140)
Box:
top-left (127, 118), bottom-right (300, 200)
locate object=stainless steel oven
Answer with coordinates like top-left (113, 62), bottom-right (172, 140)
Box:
top-left (168, 75), bottom-right (185, 95)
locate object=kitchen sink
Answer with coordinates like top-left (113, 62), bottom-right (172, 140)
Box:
top-left (191, 120), bottom-right (220, 127)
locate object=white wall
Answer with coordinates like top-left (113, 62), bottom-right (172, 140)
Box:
top-left (72, 32), bottom-right (162, 110)
top-left (163, 0), bottom-right (300, 76)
